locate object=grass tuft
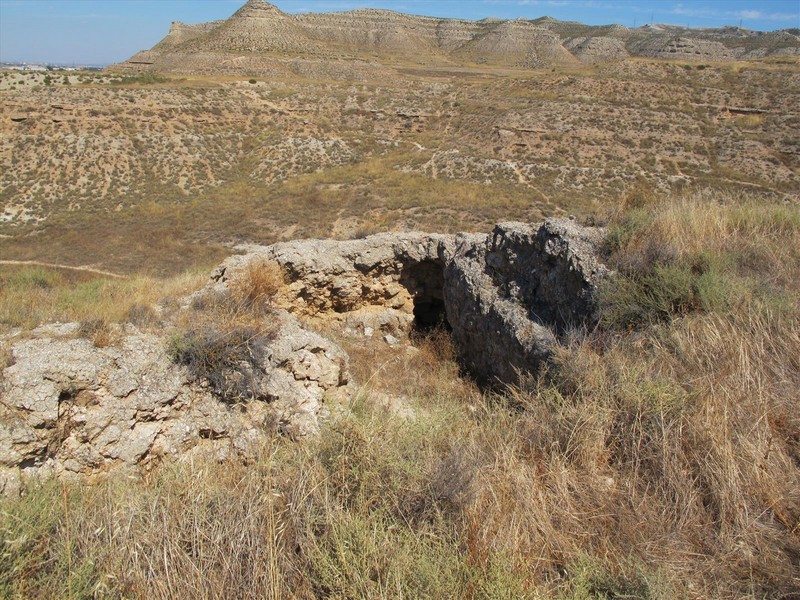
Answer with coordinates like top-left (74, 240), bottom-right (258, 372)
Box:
top-left (0, 266), bottom-right (211, 333)
top-left (228, 260), bottom-right (285, 312)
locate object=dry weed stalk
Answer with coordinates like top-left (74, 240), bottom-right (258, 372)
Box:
top-left (229, 260), bottom-right (285, 311)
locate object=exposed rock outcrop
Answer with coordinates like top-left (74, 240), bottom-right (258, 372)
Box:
top-left (0, 314), bottom-right (350, 495)
top-left (445, 220), bottom-right (607, 382)
top-left (1, 218), bottom-right (606, 494)
top-left (110, 0), bottom-right (800, 75)
top-left (636, 36), bottom-right (737, 62)
top-left (565, 36), bottom-right (629, 63)
top-left (210, 218), bottom-right (608, 384)
top-left (207, 231), bottom-right (456, 334)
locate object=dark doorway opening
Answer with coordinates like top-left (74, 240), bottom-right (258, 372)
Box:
top-left (400, 259), bottom-right (451, 333)
top-left (413, 296), bottom-right (449, 331)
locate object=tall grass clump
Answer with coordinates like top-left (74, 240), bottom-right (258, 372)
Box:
top-left (600, 190), bottom-right (799, 328)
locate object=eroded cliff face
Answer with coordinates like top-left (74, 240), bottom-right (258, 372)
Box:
top-left (0, 314), bottom-right (351, 496)
top-left (0, 219), bottom-right (607, 493)
top-left (110, 0), bottom-right (800, 75)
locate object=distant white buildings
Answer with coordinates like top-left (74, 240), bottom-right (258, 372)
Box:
top-left (9, 64), bottom-right (48, 71)
top-left (2, 63), bottom-right (92, 71)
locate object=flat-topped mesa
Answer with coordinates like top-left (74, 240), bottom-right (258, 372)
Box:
top-left (109, 0), bottom-right (800, 74)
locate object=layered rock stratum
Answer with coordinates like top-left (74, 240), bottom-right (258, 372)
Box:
top-left (1, 219), bottom-right (606, 493)
top-left (112, 0), bottom-right (800, 75)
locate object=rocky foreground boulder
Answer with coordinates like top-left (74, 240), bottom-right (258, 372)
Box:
top-left (1, 218), bottom-right (606, 493)
top-left (211, 218), bottom-right (608, 383)
top-left (0, 315), bottom-right (350, 496)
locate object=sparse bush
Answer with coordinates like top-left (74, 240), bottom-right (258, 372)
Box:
top-left (14, 268), bottom-right (60, 289)
top-left (168, 323), bottom-right (272, 403)
top-left (106, 72), bottom-right (169, 86)
top-left (170, 262), bottom-right (283, 402)
top-left (125, 303), bottom-right (158, 328)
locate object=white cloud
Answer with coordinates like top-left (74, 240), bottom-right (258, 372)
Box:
top-left (670, 3), bottom-right (798, 23)
top-left (670, 4), bottom-right (712, 18)
top-left (737, 10), bottom-right (763, 20)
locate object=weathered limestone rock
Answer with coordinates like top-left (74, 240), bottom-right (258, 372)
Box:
top-left (207, 232), bottom-right (457, 334)
top-left (0, 315), bottom-right (350, 491)
top-left (213, 218), bottom-right (608, 385)
top-left (444, 219), bottom-right (608, 383)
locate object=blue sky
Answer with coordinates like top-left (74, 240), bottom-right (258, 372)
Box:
top-left (1, 0), bottom-right (798, 65)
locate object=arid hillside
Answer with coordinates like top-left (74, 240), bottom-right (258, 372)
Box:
top-left (113, 0), bottom-right (800, 75)
top-left (1, 55), bottom-right (798, 275)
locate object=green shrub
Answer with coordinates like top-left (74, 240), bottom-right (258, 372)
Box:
top-left (599, 263), bottom-right (697, 328)
top-left (599, 196), bottom-right (799, 329)
top-left (0, 481), bottom-right (104, 598)
top-left (4, 268), bottom-right (61, 290)
top-left (564, 555), bottom-right (674, 600)
top-left (108, 72), bottom-right (168, 86)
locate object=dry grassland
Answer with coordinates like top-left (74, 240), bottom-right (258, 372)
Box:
top-left (1, 191), bottom-right (798, 598)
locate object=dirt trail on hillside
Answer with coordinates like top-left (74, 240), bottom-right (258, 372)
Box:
top-left (0, 260), bottom-right (127, 279)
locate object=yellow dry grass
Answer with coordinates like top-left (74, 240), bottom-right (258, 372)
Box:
top-left (1, 192), bottom-right (798, 599)
top-left (0, 266), bottom-right (211, 332)
top-left (228, 260), bottom-right (286, 310)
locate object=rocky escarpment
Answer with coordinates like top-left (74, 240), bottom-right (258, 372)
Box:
top-left (446, 220), bottom-right (607, 382)
top-left (110, 0), bottom-right (800, 75)
top-left (1, 219), bottom-right (606, 493)
top-left (635, 36), bottom-right (737, 61)
top-left (565, 36), bottom-right (629, 63)
top-left (154, 20), bottom-right (226, 51)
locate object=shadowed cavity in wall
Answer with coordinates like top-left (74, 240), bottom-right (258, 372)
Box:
top-left (399, 259), bottom-right (451, 333)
